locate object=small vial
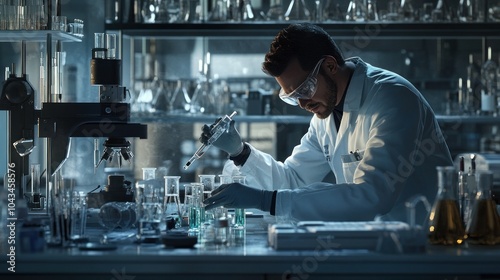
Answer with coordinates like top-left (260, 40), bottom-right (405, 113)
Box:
top-left (106, 33), bottom-right (117, 59)
top-left (94, 33), bottom-right (106, 59)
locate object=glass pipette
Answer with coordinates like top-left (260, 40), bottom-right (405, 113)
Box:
top-left (183, 111), bottom-right (237, 170)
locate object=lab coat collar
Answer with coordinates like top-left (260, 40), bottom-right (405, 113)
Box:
top-left (333, 57), bottom-right (367, 153)
top-left (342, 57), bottom-right (367, 112)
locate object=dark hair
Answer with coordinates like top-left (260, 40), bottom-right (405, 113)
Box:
top-left (262, 23), bottom-right (345, 77)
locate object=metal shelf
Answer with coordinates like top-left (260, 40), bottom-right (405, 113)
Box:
top-left (0, 30), bottom-right (82, 42)
top-left (436, 115), bottom-right (500, 124)
top-left (132, 113), bottom-right (312, 124)
top-left (105, 22), bottom-right (500, 39)
top-left (132, 113), bottom-right (500, 125)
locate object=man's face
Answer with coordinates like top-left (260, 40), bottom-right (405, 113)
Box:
top-left (276, 57), bottom-right (339, 119)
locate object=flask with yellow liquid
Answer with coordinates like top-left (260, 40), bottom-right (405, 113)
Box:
top-left (466, 171), bottom-right (500, 245)
top-left (428, 166), bottom-right (466, 245)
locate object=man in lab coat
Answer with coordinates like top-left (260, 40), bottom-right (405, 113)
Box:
top-left (202, 23), bottom-right (453, 223)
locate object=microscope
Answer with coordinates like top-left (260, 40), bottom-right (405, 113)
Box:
top-left (0, 33), bottom-right (147, 213)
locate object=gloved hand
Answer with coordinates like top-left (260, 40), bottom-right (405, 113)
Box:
top-left (204, 183), bottom-right (274, 212)
top-left (200, 119), bottom-right (243, 157)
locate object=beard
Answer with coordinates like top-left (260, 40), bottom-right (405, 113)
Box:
top-left (315, 74), bottom-right (338, 119)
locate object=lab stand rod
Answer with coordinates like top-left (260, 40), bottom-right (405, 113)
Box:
top-left (45, 33), bottom-right (52, 215)
top-left (21, 41), bottom-right (26, 76)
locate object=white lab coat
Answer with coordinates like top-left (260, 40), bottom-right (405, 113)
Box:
top-left (224, 57), bottom-right (453, 223)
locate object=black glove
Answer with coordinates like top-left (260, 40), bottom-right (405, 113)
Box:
top-left (203, 183), bottom-right (274, 212)
top-left (200, 119), bottom-right (244, 157)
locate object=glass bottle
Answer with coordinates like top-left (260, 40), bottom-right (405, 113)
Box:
top-left (481, 47), bottom-right (497, 97)
top-left (466, 54), bottom-right (481, 114)
top-left (428, 166), bottom-right (466, 245)
top-left (466, 171), bottom-right (500, 245)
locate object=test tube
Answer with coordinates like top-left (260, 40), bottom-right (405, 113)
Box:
top-left (51, 52), bottom-right (63, 103)
top-left (27, 164), bottom-right (42, 209)
top-left (38, 52), bottom-right (45, 108)
top-left (106, 33), bottom-right (117, 59)
top-left (94, 33), bottom-right (106, 59)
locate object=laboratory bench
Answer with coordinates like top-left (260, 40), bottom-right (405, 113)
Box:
top-left (2, 212), bottom-right (500, 280)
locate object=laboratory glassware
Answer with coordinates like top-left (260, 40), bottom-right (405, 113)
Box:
top-left (70, 191), bottom-right (88, 240)
top-left (199, 174), bottom-right (216, 200)
top-left (135, 179), bottom-right (165, 241)
top-left (142, 167), bottom-right (157, 180)
top-left (284, 0), bottom-right (311, 21)
top-left (427, 166), bottom-right (466, 245)
top-left (98, 201), bottom-right (136, 230)
top-left (26, 163), bottom-right (43, 210)
top-left (218, 174), bottom-right (232, 186)
top-left (232, 175), bottom-right (246, 229)
top-left (466, 171), bottom-right (500, 245)
top-left (187, 182), bottom-right (205, 232)
top-left (164, 176), bottom-right (182, 220)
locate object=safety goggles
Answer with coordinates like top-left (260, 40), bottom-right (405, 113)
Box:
top-left (279, 57), bottom-right (326, 106)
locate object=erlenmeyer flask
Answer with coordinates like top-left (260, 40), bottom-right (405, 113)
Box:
top-left (432, 0), bottom-right (451, 22)
top-left (466, 171), bottom-right (500, 245)
top-left (428, 166), bottom-right (466, 245)
top-left (267, 0), bottom-right (284, 21)
top-left (169, 80), bottom-right (191, 114)
top-left (190, 80), bottom-right (211, 114)
top-left (284, 0), bottom-right (311, 21)
top-left (458, 0), bottom-right (476, 22)
top-left (400, 0), bottom-right (415, 21)
top-left (324, 0), bottom-right (344, 21)
top-left (345, 0), bottom-right (365, 21)
top-left (366, 0), bottom-right (379, 21)
top-left (164, 176), bottom-right (182, 222)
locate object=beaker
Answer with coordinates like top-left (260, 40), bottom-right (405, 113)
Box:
top-left (218, 174), bottom-right (233, 186)
top-left (427, 166), bottom-right (466, 245)
top-left (232, 175), bottom-right (246, 229)
top-left (142, 167), bottom-right (157, 180)
top-left (199, 174), bottom-right (216, 200)
top-left (135, 180), bottom-right (164, 241)
top-left (106, 33), bottom-right (117, 59)
top-left (187, 182), bottom-right (204, 232)
top-left (466, 171), bottom-right (500, 245)
top-left (94, 33), bottom-right (106, 59)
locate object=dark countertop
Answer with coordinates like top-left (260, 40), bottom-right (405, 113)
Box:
top-left (2, 212), bottom-right (500, 279)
